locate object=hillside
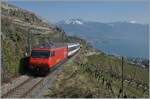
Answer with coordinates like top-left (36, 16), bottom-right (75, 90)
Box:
top-left (1, 2), bottom-right (79, 82)
top-left (44, 47), bottom-right (149, 98)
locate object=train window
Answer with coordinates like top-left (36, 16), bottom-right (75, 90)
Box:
top-left (69, 46), bottom-right (78, 51)
top-left (31, 50), bottom-right (50, 58)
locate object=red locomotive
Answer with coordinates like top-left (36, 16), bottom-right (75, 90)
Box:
top-left (29, 43), bottom-right (80, 73)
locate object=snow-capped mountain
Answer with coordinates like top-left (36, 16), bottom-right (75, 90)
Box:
top-left (59, 19), bottom-right (84, 25)
top-left (129, 20), bottom-right (137, 24)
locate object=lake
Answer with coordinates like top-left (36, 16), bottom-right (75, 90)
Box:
top-left (90, 37), bottom-right (149, 59)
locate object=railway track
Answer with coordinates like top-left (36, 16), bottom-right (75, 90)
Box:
top-left (2, 60), bottom-right (67, 98)
top-left (2, 77), bottom-right (44, 98)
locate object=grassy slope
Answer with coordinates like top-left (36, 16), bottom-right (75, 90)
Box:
top-left (46, 45), bottom-right (149, 98)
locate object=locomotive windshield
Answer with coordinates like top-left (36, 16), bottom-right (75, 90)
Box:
top-left (31, 50), bottom-right (50, 58)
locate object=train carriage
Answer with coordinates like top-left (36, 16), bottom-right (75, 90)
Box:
top-left (67, 43), bottom-right (80, 57)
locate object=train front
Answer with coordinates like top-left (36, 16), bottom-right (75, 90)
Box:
top-left (29, 48), bottom-right (51, 73)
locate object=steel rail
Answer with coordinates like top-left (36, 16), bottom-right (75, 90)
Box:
top-left (1, 77), bottom-right (32, 98)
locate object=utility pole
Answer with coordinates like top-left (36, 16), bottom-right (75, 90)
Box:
top-left (121, 56), bottom-right (124, 98)
top-left (27, 28), bottom-right (32, 55)
top-left (27, 28), bottom-right (42, 56)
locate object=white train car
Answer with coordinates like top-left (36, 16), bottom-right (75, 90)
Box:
top-left (67, 43), bottom-right (80, 57)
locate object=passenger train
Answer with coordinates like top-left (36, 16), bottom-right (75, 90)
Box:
top-left (29, 43), bottom-right (80, 73)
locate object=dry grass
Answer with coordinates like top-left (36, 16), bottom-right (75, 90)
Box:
top-left (46, 48), bottom-right (149, 98)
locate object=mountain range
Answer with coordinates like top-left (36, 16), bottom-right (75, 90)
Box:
top-left (57, 19), bottom-right (149, 58)
top-left (57, 19), bottom-right (148, 39)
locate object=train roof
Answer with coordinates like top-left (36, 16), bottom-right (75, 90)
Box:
top-left (32, 42), bottom-right (67, 50)
top-left (67, 43), bottom-right (80, 48)
top-left (32, 48), bottom-right (52, 51)
top-left (32, 42), bottom-right (80, 50)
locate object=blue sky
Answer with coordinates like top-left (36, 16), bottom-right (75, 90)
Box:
top-left (7, 1), bottom-right (148, 24)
